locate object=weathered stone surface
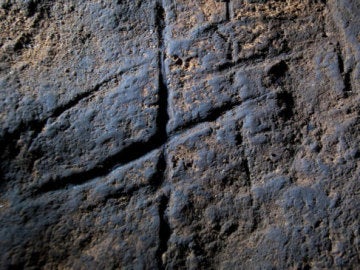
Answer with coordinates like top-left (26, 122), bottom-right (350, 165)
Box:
top-left (0, 0), bottom-right (158, 134)
top-left (164, 0), bottom-right (327, 133)
top-left (1, 150), bottom-right (164, 269)
top-left (29, 59), bottom-right (159, 190)
top-left (0, 0), bottom-right (359, 269)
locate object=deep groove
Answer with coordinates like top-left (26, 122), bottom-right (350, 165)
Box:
top-left (0, 63), bottom-right (142, 153)
top-left (227, 41), bottom-right (233, 61)
top-left (170, 100), bottom-right (242, 136)
top-left (52, 64), bottom-right (142, 119)
top-left (155, 0), bottom-right (169, 142)
top-left (34, 90), bottom-right (275, 194)
top-left (224, 0), bottom-right (231, 21)
top-left (149, 152), bottom-right (167, 190)
top-left (33, 90), bottom-right (274, 195)
top-left (336, 42), bottom-right (352, 95)
top-left (53, 83), bottom-right (106, 118)
top-left (154, 3), bottom-right (171, 268)
top-left (344, 69), bottom-right (353, 94)
top-left (155, 2), bottom-right (165, 49)
top-left (243, 158), bottom-right (260, 232)
top-left (19, 0), bottom-right (296, 196)
top-left (34, 98), bottom-right (247, 194)
top-left (156, 194), bottom-right (171, 270)
top-left (33, 1), bottom-right (171, 195)
top-left (2, 6), bottom-right (299, 182)
top-left (157, 69), bottom-right (169, 140)
top-left (34, 137), bottom-right (164, 194)
top-left (336, 43), bottom-right (345, 74)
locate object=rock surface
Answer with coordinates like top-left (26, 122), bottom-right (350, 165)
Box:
top-left (0, 0), bottom-right (359, 269)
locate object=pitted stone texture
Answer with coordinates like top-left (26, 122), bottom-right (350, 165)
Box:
top-left (162, 56), bottom-right (360, 267)
top-left (30, 59), bottom-right (159, 186)
top-left (0, 0), bottom-right (158, 136)
top-left (0, 150), bottom-right (164, 269)
top-left (164, 113), bottom-right (253, 269)
top-left (0, 0), bottom-right (359, 269)
top-left (165, 0), bottom-right (327, 133)
top-left (0, 0), bottom-right (160, 192)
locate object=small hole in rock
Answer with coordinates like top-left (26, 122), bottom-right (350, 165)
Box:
top-left (172, 55), bottom-right (183, 66)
